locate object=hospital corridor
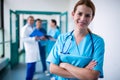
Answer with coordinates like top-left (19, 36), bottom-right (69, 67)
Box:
top-left (0, 0), bottom-right (120, 80)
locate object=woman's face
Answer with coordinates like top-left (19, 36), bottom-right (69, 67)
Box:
top-left (50, 21), bottom-right (55, 28)
top-left (72, 5), bottom-right (93, 30)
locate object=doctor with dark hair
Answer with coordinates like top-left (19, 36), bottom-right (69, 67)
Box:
top-left (35, 18), bottom-right (47, 73)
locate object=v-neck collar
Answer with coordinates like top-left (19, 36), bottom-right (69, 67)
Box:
top-left (70, 33), bottom-right (89, 55)
top-left (72, 33), bottom-right (89, 46)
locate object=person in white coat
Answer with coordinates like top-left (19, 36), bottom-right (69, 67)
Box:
top-left (21, 16), bottom-right (41, 80)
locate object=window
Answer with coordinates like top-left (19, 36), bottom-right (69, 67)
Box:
top-left (0, 29), bottom-right (3, 57)
top-left (0, 0), bottom-right (3, 29)
top-left (0, 0), bottom-right (4, 57)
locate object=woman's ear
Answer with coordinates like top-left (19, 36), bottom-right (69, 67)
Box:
top-left (72, 11), bottom-right (75, 19)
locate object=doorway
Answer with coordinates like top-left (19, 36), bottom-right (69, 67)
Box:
top-left (10, 10), bottom-right (68, 67)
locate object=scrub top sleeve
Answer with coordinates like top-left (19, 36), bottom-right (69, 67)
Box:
top-left (92, 38), bottom-right (105, 78)
top-left (46, 35), bottom-right (62, 65)
top-left (54, 30), bottom-right (60, 39)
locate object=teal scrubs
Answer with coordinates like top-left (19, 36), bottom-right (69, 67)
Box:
top-left (47, 31), bottom-right (105, 80)
top-left (47, 28), bottom-right (60, 54)
top-left (48, 28), bottom-right (60, 39)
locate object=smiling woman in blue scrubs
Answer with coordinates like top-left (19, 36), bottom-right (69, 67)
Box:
top-left (47, 0), bottom-right (105, 80)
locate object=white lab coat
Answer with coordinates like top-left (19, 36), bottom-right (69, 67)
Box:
top-left (21, 24), bottom-right (40, 63)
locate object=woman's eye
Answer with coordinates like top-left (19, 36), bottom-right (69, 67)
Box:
top-left (78, 12), bottom-right (82, 16)
top-left (86, 14), bottom-right (91, 18)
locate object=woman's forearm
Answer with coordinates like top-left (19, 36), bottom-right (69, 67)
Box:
top-left (49, 63), bottom-right (75, 78)
top-left (61, 63), bottom-right (99, 80)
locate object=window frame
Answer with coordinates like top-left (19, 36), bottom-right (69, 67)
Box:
top-left (0, 0), bottom-right (4, 58)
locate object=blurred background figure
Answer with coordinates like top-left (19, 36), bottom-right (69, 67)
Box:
top-left (46, 19), bottom-right (60, 55)
top-left (21, 16), bottom-right (41, 80)
top-left (35, 18), bottom-right (48, 73)
top-left (48, 19), bottom-right (60, 41)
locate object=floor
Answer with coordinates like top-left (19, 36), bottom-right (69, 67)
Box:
top-left (0, 62), bottom-right (51, 80)
top-left (0, 52), bottom-right (51, 80)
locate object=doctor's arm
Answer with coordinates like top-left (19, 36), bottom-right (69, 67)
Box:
top-left (60, 38), bottom-right (105, 80)
top-left (49, 63), bottom-right (75, 78)
top-left (60, 61), bottom-right (99, 80)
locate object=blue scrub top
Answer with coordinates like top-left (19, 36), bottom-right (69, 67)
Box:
top-left (47, 31), bottom-right (105, 80)
top-left (48, 28), bottom-right (60, 39)
top-left (47, 28), bottom-right (60, 54)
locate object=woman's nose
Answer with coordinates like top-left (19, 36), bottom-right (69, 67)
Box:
top-left (80, 15), bottom-right (86, 21)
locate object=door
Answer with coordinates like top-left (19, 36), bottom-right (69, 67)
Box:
top-left (10, 10), bottom-right (19, 68)
top-left (60, 12), bottom-right (68, 33)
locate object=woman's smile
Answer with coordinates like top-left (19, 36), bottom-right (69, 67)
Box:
top-left (77, 20), bottom-right (87, 27)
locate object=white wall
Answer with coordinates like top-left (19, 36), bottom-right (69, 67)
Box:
top-left (4, 0), bottom-right (69, 58)
top-left (68, 0), bottom-right (120, 80)
top-left (93, 0), bottom-right (120, 80)
top-left (4, 0), bottom-right (69, 11)
top-left (68, 0), bottom-right (77, 32)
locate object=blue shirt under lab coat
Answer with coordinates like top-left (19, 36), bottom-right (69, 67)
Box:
top-left (47, 31), bottom-right (105, 80)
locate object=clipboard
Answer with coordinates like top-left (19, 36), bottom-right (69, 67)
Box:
top-left (30, 29), bottom-right (44, 37)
